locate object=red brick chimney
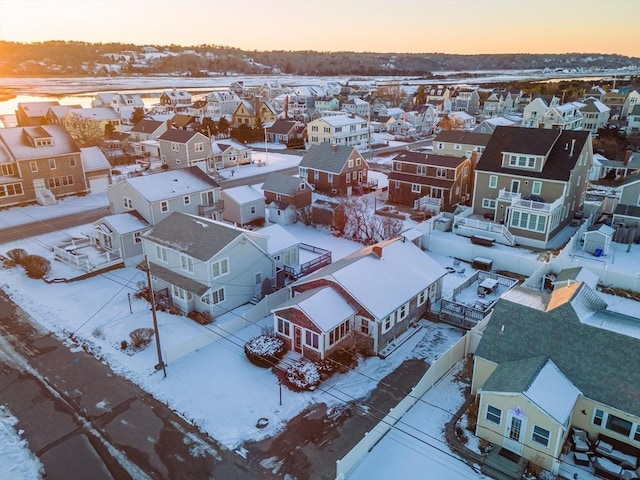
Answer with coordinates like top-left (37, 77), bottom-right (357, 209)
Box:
top-left (372, 245), bottom-right (383, 258)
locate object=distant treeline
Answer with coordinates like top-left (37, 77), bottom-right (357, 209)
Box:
top-left (0, 40), bottom-right (638, 77)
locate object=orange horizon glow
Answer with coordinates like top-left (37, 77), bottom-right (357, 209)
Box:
top-left (0, 0), bottom-right (639, 58)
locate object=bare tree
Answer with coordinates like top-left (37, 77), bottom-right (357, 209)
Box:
top-left (63, 115), bottom-right (104, 147)
top-left (340, 196), bottom-right (403, 245)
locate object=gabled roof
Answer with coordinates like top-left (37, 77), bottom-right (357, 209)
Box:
top-left (272, 286), bottom-right (356, 333)
top-left (95, 212), bottom-right (149, 235)
top-left (144, 212), bottom-right (251, 261)
top-left (262, 172), bottom-right (310, 196)
top-left (268, 119), bottom-right (298, 135)
top-left (17, 101), bottom-right (60, 117)
top-left (68, 107), bottom-right (119, 121)
top-left (476, 126), bottom-right (590, 181)
top-left (256, 223), bottom-right (299, 255)
top-left (299, 144), bottom-right (365, 174)
top-left (296, 238), bottom-right (446, 319)
top-left (475, 282), bottom-right (640, 417)
top-left (221, 185), bottom-right (264, 204)
top-left (0, 125), bottom-right (80, 160)
top-left (434, 130), bottom-right (491, 146)
top-left (387, 172), bottom-right (454, 189)
top-left (310, 114), bottom-right (365, 127)
top-left (158, 128), bottom-right (201, 143)
top-left (131, 119), bottom-right (165, 134)
top-left (114, 166), bottom-right (219, 202)
top-left (80, 146), bottom-right (111, 172)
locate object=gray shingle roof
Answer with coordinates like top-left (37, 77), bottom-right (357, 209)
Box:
top-left (144, 212), bottom-right (243, 261)
top-left (131, 119), bottom-right (164, 134)
top-left (262, 172), bottom-right (307, 196)
top-left (481, 356), bottom-right (548, 393)
top-left (476, 126), bottom-right (591, 181)
top-left (158, 128), bottom-right (199, 143)
top-left (475, 284), bottom-right (640, 417)
top-left (299, 144), bottom-right (365, 174)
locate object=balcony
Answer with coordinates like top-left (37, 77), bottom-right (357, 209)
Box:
top-left (198, 200), bottom-right (224, 218)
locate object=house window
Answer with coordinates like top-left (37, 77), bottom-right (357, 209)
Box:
top-left (171, 143), bottom-right (180, 152)
top-left (180, 254), bottom-right (194, 273)
top-left (593, 409), bottom-right (604, 426)
top-left (346, 172), bottom-right (351, 183)
top-left (277, 318), bottom-right (290, 336)
top-left (532, 181), bottom-right (542, 196)
top-left (299, 167), bottom-right (307, 178)
top-left (416, 165), bottom-right (426, 175)
top-left (532, 426), bottom-right (550, 448)
top-left (250, 205), bottom-right (256, 214)
top-left (49, 158), bottom-right (56, 170)
top-left (356, 158), bottom-right (361, 166)
top-left (486, 405), bottom-right (501, 425)
top-left (62, 175), bottom-right (73, 186)
top-left (123, 197), bottom-right (133, 209)
top-left (211, 287), bottom-right (225, 304)
top-left (160, 201), bottom-right (169, 213)
top-left (327, 173), bottom-right (333, 184)
top-left (417, 289), bottom-right (427, 306)
top-left (155, 245), bottom-right (168, 263)
top-left (348, 159), bottom-right (354, 168)
top-left (634, 425), bottom-right (640, 442)
top-left (482, 198), bottom-right (496, 209)
top-left (436, 168), bottom-right (447, 178)
top-left (134, 232), bottom-right (141, 244)
top-left (397, 303), bottom-right (409, 321)
top-left (489, 175), bottom-right (498, 189)
top-left (183, 195), bottom-right (191, 205)
top-left (606, 414), bottom-right (632, 437)
top-left (201, 294), bottom-right (210, 304)
top-left (69, 156), bottom-right (76, 167)
top-left (314, 170), bottom-right (319, 180)
top-left (194, 142), bottom-right (204, 152)
top-left (382, 313), bottom-right (394, 333)
top-left (329, 320), bottom-right (351, 346)
top-left (30, 161), bottom-right (38, 172)
top-left (48, 177), bottom-right (61, 188)
top-left (394, 181), bottom-right (400, 189)
top-left (360, 318), bottom-right (369, 335)
top-left (528, 157), bottom-right (535, 168)
top-left (212, 258), bottom-right (229, 278)
top-left (172, 285), bottom-right (186, 300)
top-left (411, 184), bottom-right (421, 193)
top-left (305, 331), bottom-right (319, 349)
top-left (0, 183), bottom-right (23, 197)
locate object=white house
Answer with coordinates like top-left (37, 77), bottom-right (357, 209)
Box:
top-left (221, 185), bottom-right (265, 226)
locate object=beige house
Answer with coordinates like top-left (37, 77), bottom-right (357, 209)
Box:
top-left (472, 280), bottom-right (640, 475)
top-left (306, 114), bottom-right (369, 148)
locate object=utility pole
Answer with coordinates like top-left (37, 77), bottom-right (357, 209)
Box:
top-left (145, 255), bottom-right (166, 378)
top-left (264, 125), bottom-right (269, 166)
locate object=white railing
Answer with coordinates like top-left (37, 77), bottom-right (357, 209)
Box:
top-left (455, 217), bottom-right (516, 246)
top-left (498, 188), bottom-right (521, 204)
top-left (413, 195), bottom-right (443, 211)
top-left (53, 238), bottom-right (122, 272)
top-left (512, 196), bottom-right (563, 213)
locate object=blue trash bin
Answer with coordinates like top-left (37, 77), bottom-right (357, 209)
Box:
top-left (594, 248), bottom-right (603, 257)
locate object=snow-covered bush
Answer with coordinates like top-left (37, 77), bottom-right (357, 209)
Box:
top-left (6, 248), bottom-right (28, 265)
top-left (286, 360), bottom-right (320, 391)
top-left (129, 328), bottom-right (154, 351)
top-left (244, 335), bottom-right (285, 368)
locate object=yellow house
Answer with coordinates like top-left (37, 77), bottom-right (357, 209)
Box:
top-left (231, 99), bottom-right (277, 128)
top-left (472, 280), bottom-right (640, 475)
top-left (63, 107), bottom-right (121, 146)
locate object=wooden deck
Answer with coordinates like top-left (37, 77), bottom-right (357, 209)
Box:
top-left (481, 447), bottom-right (528, 480)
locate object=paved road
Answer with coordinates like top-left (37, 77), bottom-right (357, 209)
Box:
top-left (0, 289), bottom-right (262, 480)
top-left (0, 206), bottom-right (112, 244)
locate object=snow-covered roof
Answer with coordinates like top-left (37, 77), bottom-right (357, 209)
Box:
top-left (116, 166), bottom-right (219, 202)
top-left (256, 223), bottom-right (299, 254)
top-left (311, 114), bottom-right (365, 127)
top-left (96, 212), bottom-right (149, 234)
top-left (275, 286), bottom-right (356, 332)
top-left (524, 359), bottom-right (581, 425)
top-left (0, 125), bottom-right (80, 160)
top-left (300, 238), bottom-right (446, 319)
top-left (221, 185), bottom-right (264, 204)
top-left (69, 107), bottom-right (119, 120)
top-left (80, 146), bottom-right (111, 172)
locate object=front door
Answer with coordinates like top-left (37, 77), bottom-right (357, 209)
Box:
top-left (503, 410), bottom-right (526, 455)
top-left (510, 179), bottom-right (521, 194)
top-left (293, 327), bottom-right (302, 354)
top-left (254, 272), bottom-right (262, 296)
top-left (33, 178), bottom-right (46, 192)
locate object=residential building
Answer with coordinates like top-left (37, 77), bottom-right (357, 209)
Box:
top-left (141, 212), bottom-right (275, 316)
top-left (539, 101), bottom-right (585, 130)
top-left (109, 93), bottom-right (145, 125)
top-left (522, 96), bottom-right (561, 128)
top-left (298, 144), bottom-right (373, 196)
top-left (169, 114), bottom-right (198, 130)
top-left (221, 185), bottom-right (265, 226)
top-left (15, 101), bottom-right (60, 126)
top-left (432, 130), bottom-right (491, 159)
top-left (602, 90), bottom-right (627, 119)
top-left (272, 238), bottom-right (447, 361)
top-left (341, 98), bottom-right (370, 118)
top-left (621, 89), bottom-right (640, 119)
top-left (62, 107), bottom-right (122, 144)
top-left (472, 117), bottom-right (519, 135)
top-left (314, 96), bottom-right (340, 113)
top-left (107, 166), bottom-right (223, 224)
top-left (451, 87), bottom-right (481, 115)
top-left (231, 99), bottom-right (277, 128)
top-left (160, 89), bottom-right (192, 112)
top-left (92, 212), bottom-right (150, 260)
top-left (467, 126), bottom-right (592, 248)
top-left (80, 146), bottom-right (112, 193)
top-left (262, 172), bottom-right (313, 225)
top-left (128, 119), bottom-right (167, 158)
top-left (306, 114), bottom-right (369, 148)
top-left (424, 87), bottom-right (452, 111)
top-left (158, 128), bottom-right (212, 170)
top-left (580, 98), bottom-right (611, 134)
top-left (612, 172), bottom-right (640, 243)
top-left (388, 151), bottom-right (473, 213)
top-left (205, 90), bottom-right (242, 121)
top-left (45, 104), bottom-right (82, 125)
top-left (210, 139), bottom-right (252, 170)
top-left (0, 124), bottom-right (85, 207)
top-left (627, 105), bottom-right (640, 136)
top-left (266, 119), bottom-right (305, 145)
top-left (472, 280), bottom-right (640, 475)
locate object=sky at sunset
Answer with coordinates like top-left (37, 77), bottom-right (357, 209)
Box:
top-left (0, 0), bottom-right (639, 57)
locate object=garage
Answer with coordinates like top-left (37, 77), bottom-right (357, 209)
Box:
top-left (88, 175), bottom-right (110, 193)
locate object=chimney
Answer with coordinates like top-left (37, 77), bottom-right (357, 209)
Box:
top-left (372, 245), bottom-right (383, 258)
top-left (331, 144), bottom-right (337, 153)
top-left (570, 138), bottom-right (576, 156)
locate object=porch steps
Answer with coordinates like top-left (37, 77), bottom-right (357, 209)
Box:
top-left (249, 294), bottom-right (261, 305)
top-left (274, 351), bottom-right (304, 373)
top-left (481, 447), bottom-right (528, 480)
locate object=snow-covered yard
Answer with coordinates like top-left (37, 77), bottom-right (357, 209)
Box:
top-left (0, 406), bottom-right (44, 480)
